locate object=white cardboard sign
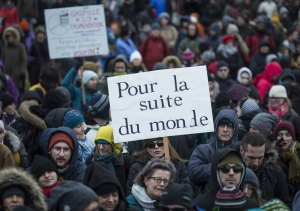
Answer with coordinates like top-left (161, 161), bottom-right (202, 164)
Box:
top-left (108, 66), bottom-right (214, 143)
top-left (44, 5), bottom-right (109, 59)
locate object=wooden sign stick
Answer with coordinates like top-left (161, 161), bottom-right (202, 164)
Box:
top-left (163, 137), bottom-right (170, 162)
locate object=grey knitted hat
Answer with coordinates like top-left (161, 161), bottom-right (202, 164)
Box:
top-left (242, 99), bottom-right (259, 115)
top-left (243, 168), bottom-right (259, 189)
top-left (201, 50), bottom-right (216, 63)
top-left (250, 113), bottom-right (278, 137)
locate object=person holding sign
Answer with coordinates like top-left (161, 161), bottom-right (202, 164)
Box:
top-left (127, 158), bottom-right (176, 211)
top-left (127, 138), bottom-right (189, 195)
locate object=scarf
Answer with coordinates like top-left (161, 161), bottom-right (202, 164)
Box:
top-left (77, 136), bottom-right (94, 163)
top-left (278, 142), bottom-right (300, 185)
top-left (268, 102), bottom-right (289, 122)
top-left (3, 113), bottom-right (16, 126)
top-left (95, 152), bottom-right (115, 172)
top-left (42, 181), bottom-right (61, 198)
top-left (132, 184), bottom-right (156, 211)
top-left (221, 45), bottom-right (238, 58)
top-left (58, 165), bottom-right (69, 174)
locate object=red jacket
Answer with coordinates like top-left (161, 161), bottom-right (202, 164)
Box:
top-left (140, 33), bottom-right (170, 70)
top-left (0, 6), bottom-right (19, 27)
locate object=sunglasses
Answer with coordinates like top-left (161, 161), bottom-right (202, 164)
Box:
top-left (218, 165), bottom-right (243, 174)
top-left (146, 142), bottom-right (164, 149)
top-left (160, 207), bottom-right (186, 211)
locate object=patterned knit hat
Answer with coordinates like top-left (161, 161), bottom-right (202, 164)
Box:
top-left (63, 110), bottom-right (85, 129)
top-left (243, 168), bottom-right (259, 189)
top-left (260, 199), bottom-right (290, 211)
top-left (88, 93), bottom-right (110, 120)
top-left (201, 50), bottom-right (216, 63)
top-left (274, 121), bottom-right (296, 141)
top-left (214, 187), bottom-right (246, 211)
top-left (241, 99), bottom-right (259, 115)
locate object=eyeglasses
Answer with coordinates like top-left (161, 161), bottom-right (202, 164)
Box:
top-left (218, 165), bottom-right (243, 174)
top-left (146, 142), bottom-right (164, 149)
top-left (148, 177), bottom-right (169, 184)
top-left (160, 207), bottom-right (186, 211)
top-left (53, 146), bottom-right (71, 154)
top-left (241, 185), bottom-right (255, 192)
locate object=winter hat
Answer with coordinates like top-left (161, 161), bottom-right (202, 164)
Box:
top-left (159, 12), bottom-right (170, 20)
top-left (31, 155), bottom-right (58, 179)
top-left (260, 199), bottom-right (290, 211)
top-left (237, 67), bottom-right (252, 83)
top-left (250, 113), bottom-right (278, 137)
top-left (243, 168), bottom-right (259, 189)
top-left (19, 20), bottom-right (30, 31)
top-left (248, 86), bottom-right (260, 102)
top-left (217, 61), bottom-right (229, 70)
top-left (222, 15), bottom-right (234, 27)
top-left (42, 89), bottom-right (64, 111)
top-left (151, 22), bottom-right (161, 30)
top-left (83, 61), bottom-right (98, 72)
top-left (63, 110), bottom-right (84, 129)
top-left (130, 51), bottom-right (142, 63)
top-left (159, 183), bottom-right (193, 210)
top-left (120, 27), bottom-right (130, 37)
top-left (218, 151), bottom-right (242, 167)
top-left (266, 54), bottom-right (278, 64)
top-left (182, 49), bottom-right (195, 62)
top-left (88, 93), bottom-right (110, 120)
top-left (83, 70), bottom-right (98, 84)
top-left (0, 120), bottom-right (4, 132)
top-left (94, 183), bottom-right (119, 196)
top-left (0, 93), bottom-right (14, 109)
top-left (215, 92), bottom-right (230, 109)
top-left (0, 181), bottom-right (31, 204)
top-left (95, 126), bottom-right (121, 157)
top-left (279, 7), bottom-right (289, 15)
top-left (56, 86), bottom-right (71, 107)
top-left (271, 13), bottom-right (281, 26)
top-left (274, 121), bottom-right (296, 141)
top-left (48, 132), bottom-right (74, 151)
top-left (259, 39), bottom-right (270, 48)
top-left (198, 42), bottom-right (210, 53)
top-left (153, 62), bottom-right (166, 70)
top-left (201, 50), bottom-right (216, 63)
top-left (218, 118), bottom-right (234, 128)
top-left (222, 35), bottom-right (234, 44)
top-left (229, 84), bottom-right (250, 102)
top-left (226, 24), bottom-right (239, 34)
top-left (242, 99), bottom-right (259, 114)
top-left (269, 85), bottom-right (287, 98)
top-left (255, 16), bottom-right (265, 24)
top-left (49, 181), bottom-right (98, 211)
top-left (214, 187), bottom-right (246, 211)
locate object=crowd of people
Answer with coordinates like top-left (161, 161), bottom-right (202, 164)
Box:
top-left (0, 0), bottom-right (299, 210)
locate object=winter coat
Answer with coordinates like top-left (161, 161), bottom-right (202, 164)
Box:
top-left (238, 109), bottom-right (262, 141)
top-left (1, 27), bottom-right (27, 90)
top-left (188, 109), bottom-right (239, 193)
top-left (258, 1), bottom-right (278, 18)
top-left (206, 23), bottom-right (222, 52)
top-left (177, 37), bottom-right (203, 62)
top-left (115, 38), bottom-right (138, 62)
top-left (85, 124), bottom-right (100, 147)
top-left (17, 0), bottom-right (38, 20)
top-left (140, 34), bottom-right (169, 70)
top-left (0, 4), bottom-right (19, 27)
top-left (214, 75), bottom-right (236, 93)
top-left (0, 168), bottom-right (47, 210)
top-left (192, 148), bottom-right (259, 210)
top-left (118, 3), bottom-right (136, 23)
top-left (39, 127), bottom-right (87, 183)
top-left (174, 27), bottom-right (187, 55)
top-left (201, 3), bottom-right (223, 27)
top-left (161, 25), bottom-right (178, 50)
top-left (162, 56), bottom-right (181, 69)
top-left (84, 162), bottom-right (131, 211)
top-left (249, 52), bottom-right (268, 77)
top-left (127, 154), bottom-right (189, 195)
top-left (0, 144), bottom-right (14, 168)
top-left (0, 60), bottom-right (18, 105)
top-left (293, 191), bottom-right (300, 211)
top-left (150, 0), bottom-right (166, 15)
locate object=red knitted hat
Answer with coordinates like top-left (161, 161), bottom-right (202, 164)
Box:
top-left (48, 132), bottom-right (74, 151)
top-left (19, 20), bottom-right (30, 31)
top-left (222, 35), bottom-right (234, 44)
top-left (274, 121), bottom-right (296, 140)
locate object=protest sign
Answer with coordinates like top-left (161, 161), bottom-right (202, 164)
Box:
top-left (44, 5), bottom-right (109, 59)
top-left (108, 66), bottom-right (214, 143)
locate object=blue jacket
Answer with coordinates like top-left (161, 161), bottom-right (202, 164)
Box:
top-left (187, 109), bottom-right (239, 189)
top-left (39, 127), bottom-right (87, 183)
top-left (62, 67), bottom-right (93, 111)
top-left (115, 38), bottom-right (137, 62)
top-left (150, 0), bottom-right (166, 15)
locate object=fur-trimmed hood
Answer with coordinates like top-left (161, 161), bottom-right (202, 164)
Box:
top-left (264, 140), bottom-right (279, 164)
top-left (19, 100), bottom-right (47, 130)
top-left (3, 131), bottom-right (20, 153)
top-left (162, 56), bottom-right (182, 68)
top-left (0, 168), bottom-right (47, 211)
top-left (2, 27), bottom-right (20, 46)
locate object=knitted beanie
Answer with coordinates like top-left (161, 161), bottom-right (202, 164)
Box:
top-left (31, 155), bottom-right (58, 179)
top-left (226, 23), bottom-right (239, 34)
top-left (63, 110), bottom-right (84, 129)
top-left (217, 61), bottom-right (229, 70)
top-left (243, 168), bottom-right (259, 189)
top-left (158, 12), bottom-right (170, 20)
top-left (42, 89), bottom-right (64, 111)
top-left (214, 187), bottom-right (246, 211)
top-left (153, 62), bottom-right (166, 70)
top-left (83, 61), bottom-right (98, 72)
top-left (0, 93), bottom-right (15, 109)
top-left (229, 84), bottom-right (250, 102)
top-left (259, 39), bottom-right (270, 47)
top-left (182, 49), bottom-right (195, 62)
top-left (242, 99), bottom-right (259, 115)
top-left (82, 70), bottom-right (98, 84)
top-left (94, 183), bottom-right (119, 196)
top-left (260, 199), bottom-right (290, 211)
top-left (130, 51), bottom-right (142, 63)
top-left (48, 132), bottom-right (74, 151)
top-left (201, 50), bottom-right (216, 63)
top-left (274, 121), bottom-right (296, 140)
top-left (88, 94), bottom-right (110, 120)
top-left (218, 152), bottom-right (243, 167)
top-left (269, 85), bottom-right (287, 98)
top-left (279, 7), bottom-right (289, 15)
top-left (266, 54), bottom-right (278, 64)
top-left (250, 113), bottom-right (278, 137)
top-left (151, 23), bottom-right (161, 30)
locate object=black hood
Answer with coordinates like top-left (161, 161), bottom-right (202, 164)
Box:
top-left (44, 108), bottom-right (72, 128)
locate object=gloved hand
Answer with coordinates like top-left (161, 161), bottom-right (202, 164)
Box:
top-left (74, 57), bottom-right (84, 70)
top-left (276, 137), bottom-right (284, 148)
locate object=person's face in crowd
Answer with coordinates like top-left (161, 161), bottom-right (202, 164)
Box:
top-left (218, 163), bottom-right (242, 188)
top-left (240, 72), bottom-right (250, 85)
top-left (282, 48), bottom-right (291, 56)
top-left (260, 46), bottom-right (269, 54)
top-left (144, 169), bottom-right (170, 200)
top-left (146, 140), bottom-right (165, 157)
top-left (3, 103), bottom-right (16, 116)
top-left (95, 60), bottom-right (101, 70)
top-left (151, 29), bottom-right (161, 37)
top-left (182, 21), bottom-right (188, 28)
top-left (281, 12), bottom-right (288, 19)
top-left (269, 97), bottom-right (285, 109)
top-left (208, 81), bottom-right (214, 91)
top-left (240, 144), bottom-right (265, 171)
top-left (237, 16), bottom-right (245, 26)
top-left (114, 61), bottom-right (126, 73)
top-left (188, 24), bottom-right (197, 37)
top-left (83, 201), bottom-right (99, 211)
top-left (97, 142), bottom-right (113, 156)
top-left (7, 34), bottom-right (14, 43)
top-left (98, 191), bottom-right (119, 211)
top-left (256, 22), bottom-right (265, 30)
top-left (142, 23), bottom-right (151, 31)
top-left (3, 194), bottom-right (24, 211)
top-left (242, 183), bottom-right (255, 197)
top-left (167, 62), bottom-right (175, 69)
top-left (73, 122), bottom-right (86, 140)
top-left (132, 59), bottom-right (141, 67)
top-left (217, 123), bottom-right (234, 142)
top-left (209, 30), bottom-right (216, 37)
top-left (86, 77), bottom-right (98, 89)
top-left (110, 25), bottom-right (119, 36)
top-left (49, 142), bottom-right (72, 168)
top-left (216, 66), bottom-right (229, 79)
top-left (36, 32), bottom-right (46, 43)
top-left (291, 31), bottom-right (299, 41)
top-left (277, 130), bottom-right (293, 149)
top-left (160, 18), bottom-right (168, 26)
top-left (38, 171), bottom-right (58, 188)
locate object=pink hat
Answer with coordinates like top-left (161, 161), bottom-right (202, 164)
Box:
top-left (182, 49), bottom-right (195, 62)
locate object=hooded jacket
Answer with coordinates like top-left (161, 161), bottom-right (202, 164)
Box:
top-left (192, 148), bottom-right (258, 210)
top-left (44, 108), bottom-right (72, 128)
top-left (188, 109), bottom-right (239, 191)
top-left (0, 167), bottom-right (47, 211)
top-left (237, 67), bottom-right (252, 84)
top-left (84, 162), bottom-right (130, 211)
top-left (293, 191), bottom-right (300, 211)
top-left (39, 127), bottom-right (86, 183)
top-left (162, 56), bottom-right (181, 68)
top-left (0, 144), bottom-right (14, 168)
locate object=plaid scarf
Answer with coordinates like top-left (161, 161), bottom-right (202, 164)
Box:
top-left (77, 135), bottom-right (94, 162)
